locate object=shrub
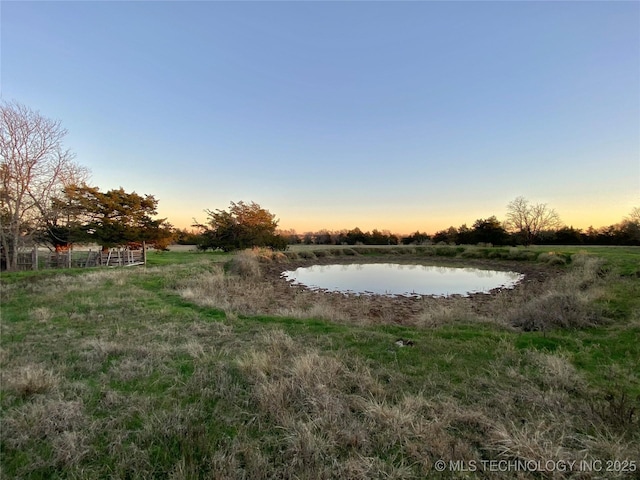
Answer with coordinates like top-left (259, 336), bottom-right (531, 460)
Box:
top-left (461, 249), bottom-right (488, 259)
top-left (506, 248), bottom-right (538, 261)
top-left (509, 291), bottom-right (601, 331)
top-left (251, 247), bottom-right (276, 263)
top-left (434, 246), bottom-right (460, 257)
top-left (589, 387), bottom-right (639, 435)
top-left (227, 251), bottom-right (261, 279)
top-left (537, 252), bottom-right (568, 266)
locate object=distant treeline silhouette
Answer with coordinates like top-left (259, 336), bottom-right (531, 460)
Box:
top-left (175, 217), bottom-right (639, 247)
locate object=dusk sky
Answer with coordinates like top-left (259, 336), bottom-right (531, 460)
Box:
top-left (2, 1), bottom-right (638, 234)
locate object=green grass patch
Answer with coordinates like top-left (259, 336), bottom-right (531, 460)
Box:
top-left (2, 247), bottom-right (638, 478)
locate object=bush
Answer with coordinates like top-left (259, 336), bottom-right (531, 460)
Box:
top-left (434, 246), bottom-right (461, 257)
top-left (509, 291), bottom-right (600, 331)
top-left (537, 252), bottom-right (568, 266)
top-left (487, 249), bottom-right (509, 259)
top-left (227, 251), bottom-right (261, 279)
top-left (506, 248), bottom-right (538, 261)
top-left (461, 248), bottom-right (489, 259)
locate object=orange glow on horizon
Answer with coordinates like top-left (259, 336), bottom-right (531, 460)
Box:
top-left (163, 208), bottom-right (632, 237)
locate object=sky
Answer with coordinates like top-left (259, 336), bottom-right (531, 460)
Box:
top-left (1, 1), bottom-right (638, 235)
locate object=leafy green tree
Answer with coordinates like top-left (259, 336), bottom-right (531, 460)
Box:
top-left (455, 224), bottom-right (473, 244)
top-left (369, 229), bottom-right (398, 245)
top-left (174, 228), bottom-right (203, 245)
top-left (470, 216), bottom-right (508, 245)
top-left (53, 184), bottom-right (172, 250)
top-left (196, 201), bottom-right (286, 251)
top-left (401, 231), bottom-right (431, 245)
top-left (545, 226), bottom-right (584, 245)
top-left (433, 226), bottom-right (458, 244)
top-left (314, 229), bottom-right (334, 245)
top-left (341, 227), bottom-right (367, 245)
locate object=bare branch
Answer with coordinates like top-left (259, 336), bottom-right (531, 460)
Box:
top-left (1, 101), bottom-right (89, 270)
top-left (504, 196), bottom-right (561, 245)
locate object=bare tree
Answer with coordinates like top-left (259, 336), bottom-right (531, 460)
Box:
top-left (504, 196), bottom-right (561, 245)
top-left (626, 206), bottom-right (640, 225)
top-left (1, 101), bottom-right (88, 270)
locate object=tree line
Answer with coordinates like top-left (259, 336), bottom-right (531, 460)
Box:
top-left (3, 101), bottom-right (638, 271)
top-left (176, 207), bottom-right (640, 249)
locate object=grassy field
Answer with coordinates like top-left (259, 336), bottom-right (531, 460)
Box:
top-left (1, 245), bottom-right (639, 479)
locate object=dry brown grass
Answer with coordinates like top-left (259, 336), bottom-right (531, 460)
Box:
top-left (176, 249), bottom-right (610, 334)
top-left (3, 364), bottom-right (60, 398)
top-left (503, 254), bottom-right (607, 331)
top-left (31, 306), bottom-right (53, 323)
top-left (234, 329), bottom-right (498, 477)
top-left (410, 299), bottom-right (475, 328)
top-left (227, 249), bottom-right (262, 278)
top-left (2, 398), bottom-right (90, 471)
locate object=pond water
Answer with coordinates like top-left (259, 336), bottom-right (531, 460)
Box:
top-left (281, 263), bottom-right (524, 297)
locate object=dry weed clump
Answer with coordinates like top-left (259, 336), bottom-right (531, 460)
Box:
top-left (537, 251), bottom-right (568, 266)
top-left (50, 430), bottom-right (90, 468)
top-left (109, 356), bottom-right (154, 382)
top-left (2, 398), bottom-right (88, 454)
top-left (489, 419), bottom-right (573, 466)
top-left (506, 254), bottom-right (606, 331)
top-left (510, 291), bottom-right (600, 331)
top-left (242, 247), bottom-right (288, 264)
top-left (3, 364), bottom-right (60, 398)
top-left (177, 268), bottom-right (229, 309)
top-left (227, 250), bottom-right (261, 278)
top-left (276, 301), bottom-right (351, 323)
top-left (525, 350), bottom-right (586, 394)
top-left (31, 306), bottom-right (53, 323)
top-left (411, 300), bottom-right (473, 328)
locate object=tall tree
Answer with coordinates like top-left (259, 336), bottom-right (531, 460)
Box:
top-left (0, 101), bottom-right (88, 270)
top-left (196, 201), bottom-right (285, 251)
top-left (504, 196), bottom-right (561, 246)
top-left (55, 184), bottom-right (173, 250)
top-left (470, 216), bottom-right (508, 245)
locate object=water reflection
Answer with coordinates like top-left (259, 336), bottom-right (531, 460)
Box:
top-left (281, 263), bottom-right (524, 297)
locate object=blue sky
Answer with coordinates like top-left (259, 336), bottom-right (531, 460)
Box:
top-left (2, 1), bottom-right (638, 234)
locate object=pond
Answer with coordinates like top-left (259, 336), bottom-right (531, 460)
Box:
top-left (281, 263), bottom-right (524, 297)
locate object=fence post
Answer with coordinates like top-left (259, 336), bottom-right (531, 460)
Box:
top-left (68, 246), bottom-right (72, 269)
top-left (142, 241), bottom-right (147, 266)
top-left (32, 245), bottom-right (38, 270)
